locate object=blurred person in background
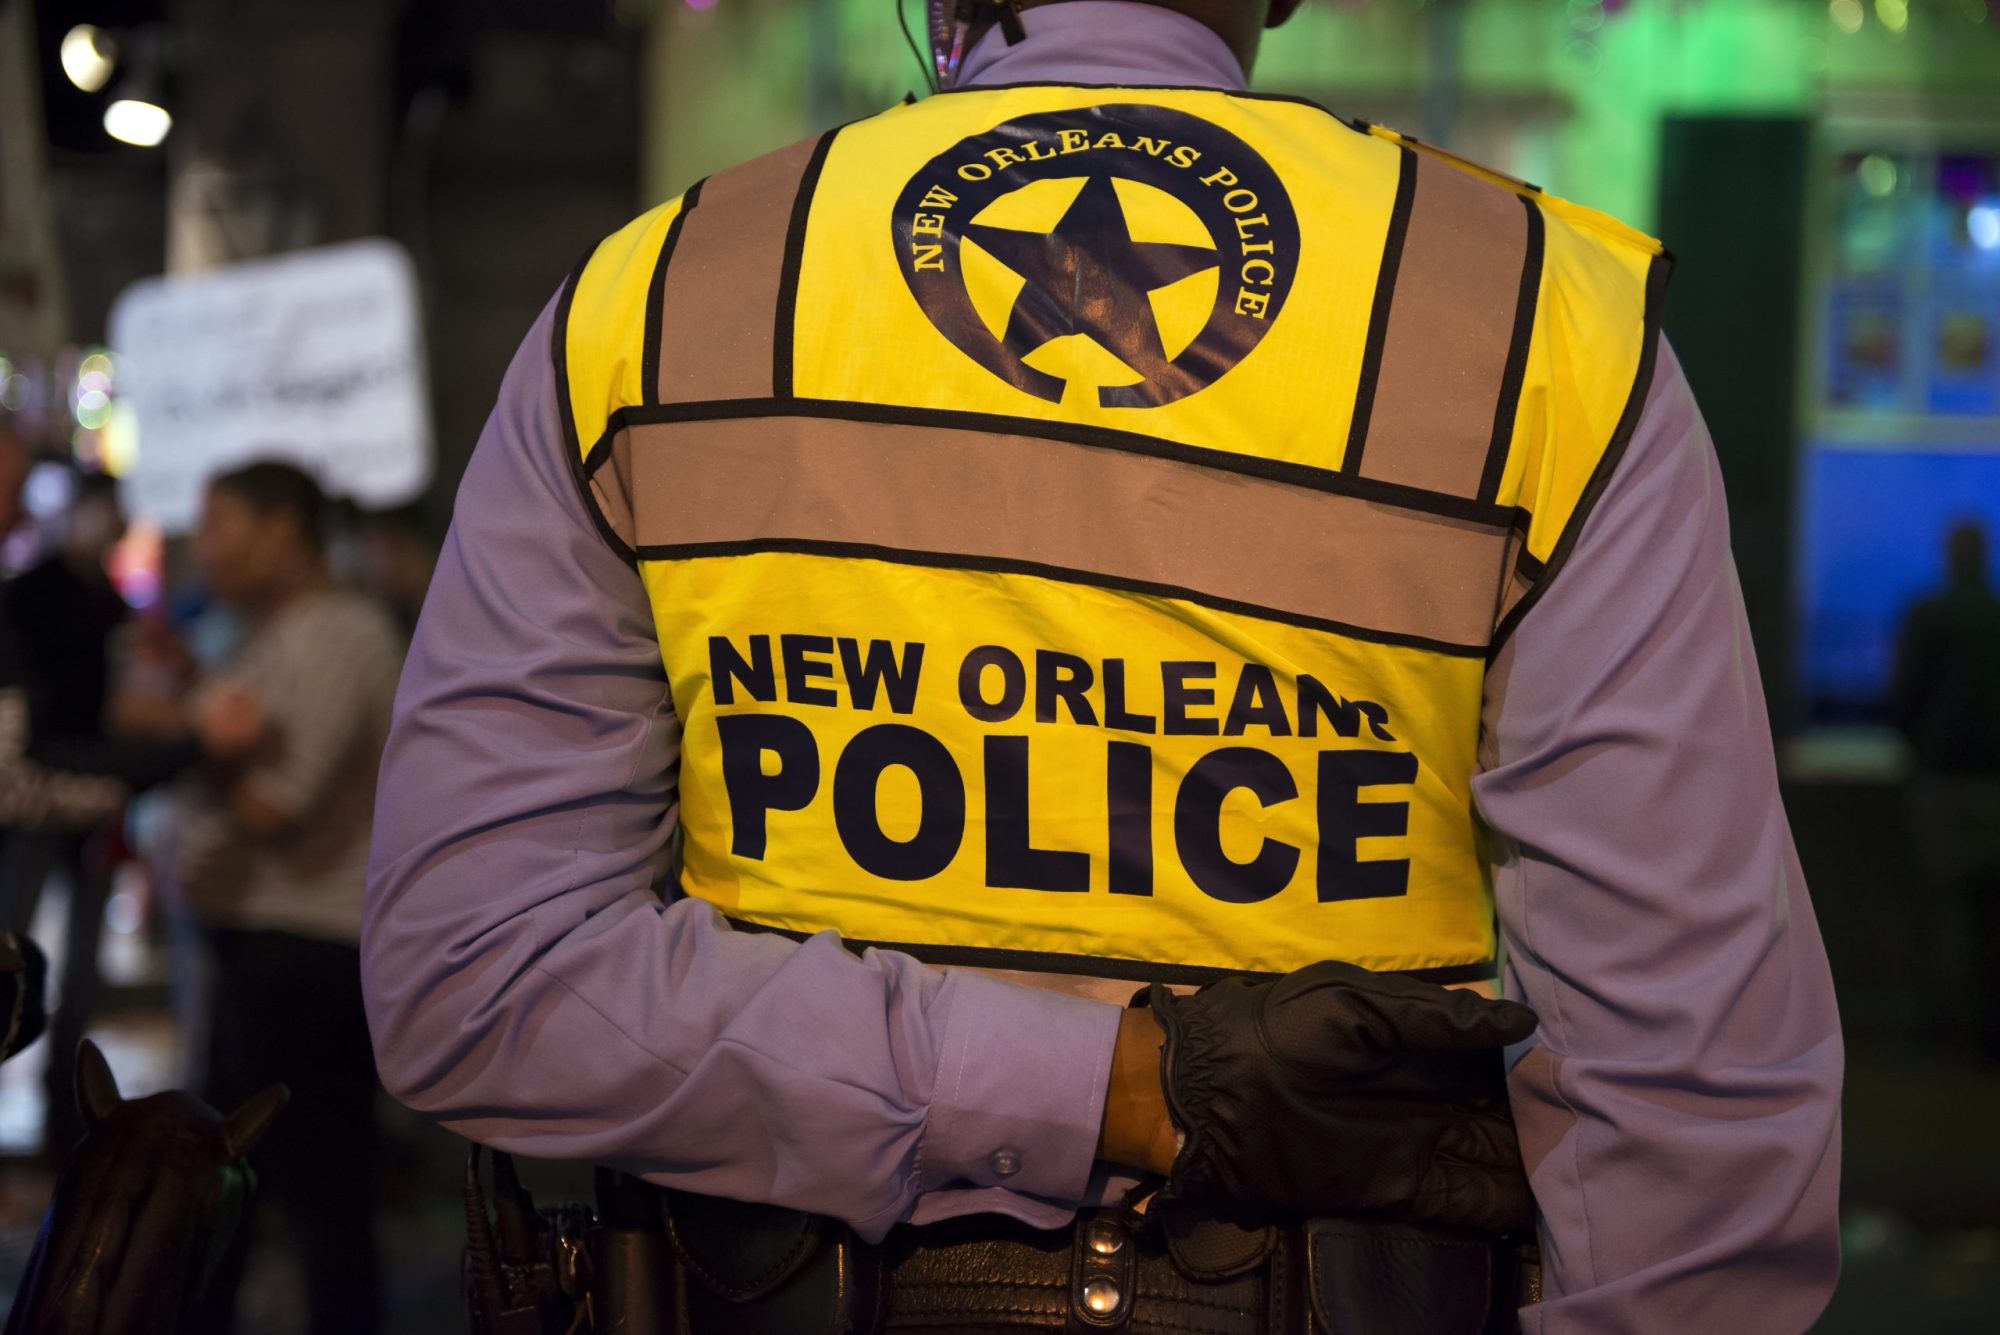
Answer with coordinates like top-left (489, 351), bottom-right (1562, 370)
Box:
top-left (0, 422), bottom-right (128, 839)
top-left (1894, 520), bottom-right (2000, 1058)
top-left (3, 465), bottom-right (136, 929)
top-left (5, 466), bottom-right (140, 1157)
top-left (354, 503), bottom-right (437, 637)
top-left (6, 469), bottom-right (129, 745)
top-left (0, 428), bottom-right (261, 1153)
top-left (176, 459), bottom-right (400, 1335)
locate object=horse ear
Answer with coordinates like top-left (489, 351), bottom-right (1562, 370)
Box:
top-left (222, 1083), bottom-right (289, 1159)
top-left (76, 1038), bottom-right (122, 1128)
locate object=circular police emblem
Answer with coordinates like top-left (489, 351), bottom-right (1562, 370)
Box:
top-left (892, 105), bottom-right (1299, 409)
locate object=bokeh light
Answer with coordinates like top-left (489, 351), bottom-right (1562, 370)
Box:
top-left (103, 98), bottom-right (172, 148)
top-left (1858, 154), bottom-right (1900, 197)
top-left (1970, 203), bottom-right (2000, 251)
top-left (59, 25), bottom-right (117, 94)
top-left (74, 389), bottom-right (111, 431)
top-left (100, 399), bottom-right (140, 478)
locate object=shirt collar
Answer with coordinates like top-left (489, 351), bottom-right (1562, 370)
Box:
top-left (957, 0), bottom-right (1247, 92)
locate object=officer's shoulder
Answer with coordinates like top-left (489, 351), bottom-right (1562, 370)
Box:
top-left (555, 133), bottom-right (828, 454)
top-left (1352, 120), bottom-right (1664, 265)
top-left (568, 194), bottom-right (683, 320)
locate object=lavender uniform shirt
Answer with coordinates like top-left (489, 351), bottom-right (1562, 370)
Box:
top-left (363, 6), bottom-right (1842, 1329)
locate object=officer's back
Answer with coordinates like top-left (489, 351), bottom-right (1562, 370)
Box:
top-left (363, 3), bottom-right (1845, 1332)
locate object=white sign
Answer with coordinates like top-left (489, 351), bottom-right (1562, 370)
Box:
top-left (108, 238), bottom-right (433, 532)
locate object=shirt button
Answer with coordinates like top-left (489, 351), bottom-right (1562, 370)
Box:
top-left (990, 1149), bottom-right (1022, 1178)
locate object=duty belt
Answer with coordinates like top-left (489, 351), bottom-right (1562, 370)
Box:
top-left (464, 1150), bottom-right (1536, 1335)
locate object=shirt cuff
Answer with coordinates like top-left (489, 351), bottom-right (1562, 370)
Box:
top-left (916, 970), bottom-right (1121, 1207)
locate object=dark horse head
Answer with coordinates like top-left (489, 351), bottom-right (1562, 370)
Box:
top-left (4, 1040), bottom-right (287, 1334)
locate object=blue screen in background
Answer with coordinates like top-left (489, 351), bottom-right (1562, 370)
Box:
top-left (1799, 447), bottom-right (2000, 722)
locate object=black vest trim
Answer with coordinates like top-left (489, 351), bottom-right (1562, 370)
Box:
top-left (720, 915), bottom-right (1498, 987)
top-left (594, 396), bottom-right (1520, 530)
top-left (635, 536), bottom-right (1492, 659)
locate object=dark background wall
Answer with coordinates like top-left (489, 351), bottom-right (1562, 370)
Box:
top-left (1656, 114), bottom-right (1812, 737)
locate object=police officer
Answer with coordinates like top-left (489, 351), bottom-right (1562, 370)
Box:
top-left (363, 2), bottom-right (1844, 1331)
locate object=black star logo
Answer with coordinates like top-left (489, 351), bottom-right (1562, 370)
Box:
top-left (965, 175), bottom-right (1218, 394)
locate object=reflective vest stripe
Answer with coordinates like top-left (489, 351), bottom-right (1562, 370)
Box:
top-left (616, 414), bottom-right (1514, 654)
top-left (1342, 143), bottom-right (1417, 483)
top-left (648, 130), bottom-right (831, 405)
top-left (639, 175), bottom-right (702, 403)
top-left (556, 193), bottom-right (689, 555)
top-left (1349, 150), bottom-right (1545, 501)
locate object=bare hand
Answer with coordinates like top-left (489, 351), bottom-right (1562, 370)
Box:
top-left (193, 685), bottom-right (265, 761)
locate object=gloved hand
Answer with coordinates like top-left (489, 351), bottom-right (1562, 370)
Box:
top-left (1147, 959), bottom-right (1538, 1233)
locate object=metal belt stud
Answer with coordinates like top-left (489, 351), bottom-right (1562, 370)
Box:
top-left (1081, 1275), bottom-right (1123, 1315)
top-left (1070, 1211), bottom-right (1135, 1330)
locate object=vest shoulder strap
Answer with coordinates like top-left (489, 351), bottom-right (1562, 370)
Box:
top-left (1339, 126), bottom-right (1544, 505)
top-left (651, 130), bottom-right (836, 405)
top-left (1349, 124), bottom-right (1670, 645)
top-left (557, 129), bottom-right (838, 555)
top-left (560, 128), bottom-right (836, 441)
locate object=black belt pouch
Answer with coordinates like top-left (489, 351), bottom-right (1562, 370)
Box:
top-left (663, 1188), bottom-right (882, 1335)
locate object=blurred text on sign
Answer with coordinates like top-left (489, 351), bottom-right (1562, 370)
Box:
top-left (108, 239), bottom-right (433, 532)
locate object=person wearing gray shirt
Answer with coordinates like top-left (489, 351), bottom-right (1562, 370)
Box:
top-left (178, 460), bottom-right (398, 1335)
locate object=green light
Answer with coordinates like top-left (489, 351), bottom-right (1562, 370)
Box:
top-left (1875, 0), bottom-right (1908, 33)
top-left (1858, 154), bottom-right (1899, 197)
top-left (1829, 0), bottom-right (1864, 33)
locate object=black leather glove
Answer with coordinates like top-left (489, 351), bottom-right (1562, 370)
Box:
top-left (1148, 960), bottom-right (1539, 1233)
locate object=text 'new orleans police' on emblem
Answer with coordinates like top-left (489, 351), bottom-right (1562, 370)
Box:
top-left (892, 104), bottom-right (1300, 409)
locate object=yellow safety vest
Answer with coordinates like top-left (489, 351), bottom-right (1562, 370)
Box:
top-left (556, 85), bottom-right (1667, 987)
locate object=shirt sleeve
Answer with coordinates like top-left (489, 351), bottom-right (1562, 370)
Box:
top-left (361, 291), bottom-right (1120, 1241)
top-left (0, 687), bottom-right (126, 832)
top-left (1476, 337), bottom-right (1843, 1333)
top-left (232, 603), bottom-right (398, 824)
